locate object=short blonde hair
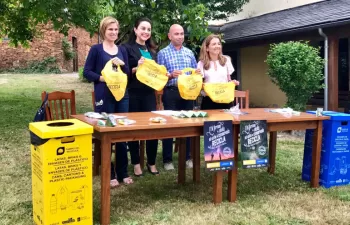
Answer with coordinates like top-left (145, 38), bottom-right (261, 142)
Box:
top-left (99, 16), bottom-right (119, 41)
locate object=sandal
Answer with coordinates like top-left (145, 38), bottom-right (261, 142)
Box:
top-left (122, 177), bottom-right (134, 185)
top-left (110, 179), bottom-right (120, 188)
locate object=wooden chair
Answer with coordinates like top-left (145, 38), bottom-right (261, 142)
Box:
top-left (233, 90), bottom-right (250, 157)
top-left (234, 90), bottom-right (250, 109)
top-left (91, 91), bottom-right (102, 176)
top-left (42, 90), bottom-right (76, 120)
top-left (41, 90), bottom-right (102, 176)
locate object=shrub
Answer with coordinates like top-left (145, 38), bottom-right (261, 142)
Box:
top-left (0, 57), bottom-right (61, 74)
top-left (62, 37), bottom-right (76, 60)
top-left (266, 41), bottom-right (324, 111)
top-left (78, 67), bottom-right (89, 82)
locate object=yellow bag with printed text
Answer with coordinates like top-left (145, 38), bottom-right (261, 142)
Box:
top-left (101, 60), bottom-right (128, 101)
top-left (136, 58), bottom-right (169, 91)
top-left (178, 68), bottom-right (203, 100)
top-left (203, 82), bottom-right (236, 103)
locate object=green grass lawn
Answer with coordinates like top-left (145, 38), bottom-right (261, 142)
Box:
top-left (1, 74), bottom-right (350, 225)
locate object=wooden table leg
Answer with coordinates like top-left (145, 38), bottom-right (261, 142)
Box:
top-left (100, 135), bottom-right (111, 225)
top-left (233, 125), bottom-right (239, 161)
top-left (213, 171), bottom-right (223, 204)
top-left (178, 138), bottom-right (186, 184)
top-left (93, 139), bottom-right (101, 176)
top-left (228, 124), bottom-right (239, 202)
top-left (192, 136), bottom-right (200, 183)
top-left (268, 131), bottom-right (277, 174)
top-left (311, 120), bottom-right (322, 188)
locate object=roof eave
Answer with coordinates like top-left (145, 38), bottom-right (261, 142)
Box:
top-left (224, 18), bottom-right (350, 44)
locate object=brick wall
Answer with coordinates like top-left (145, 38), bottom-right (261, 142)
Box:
top-left (0, 23), bottom-right (98, 72)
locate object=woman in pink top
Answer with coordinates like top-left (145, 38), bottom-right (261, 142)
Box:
top-left (197, 34), bottom-right (240, 110)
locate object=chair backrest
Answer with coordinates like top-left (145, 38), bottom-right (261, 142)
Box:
top-left (41, 90), bottom-right (76, 121)
top-left (234, 90), bottom-right (250, 109)
top-left (155, 90), bottom-right (163, 110)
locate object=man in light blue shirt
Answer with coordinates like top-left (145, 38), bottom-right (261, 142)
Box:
top-left (157, 24), bottom-right (201, 170)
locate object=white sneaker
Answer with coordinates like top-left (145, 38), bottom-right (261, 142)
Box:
top-left (186, 159), bottom-right (193, 168)
top-left (164, 162), bottom-right (175, 171)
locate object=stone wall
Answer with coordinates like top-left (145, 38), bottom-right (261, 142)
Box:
top-left (0, 23), bottom-right (98, 72)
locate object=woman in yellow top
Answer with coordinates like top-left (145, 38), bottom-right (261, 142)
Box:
top-left (197, 34), bottom-right (240, 110)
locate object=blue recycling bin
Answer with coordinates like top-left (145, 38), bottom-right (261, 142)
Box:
top-left (302, 111), bottom-right (350, 188)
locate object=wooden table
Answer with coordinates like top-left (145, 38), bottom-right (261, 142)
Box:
top-left (72, 109), bottom-right (328, 225)
top-left (72, 111), bottom-right (234, 225)
top-left (228, 108), bottom-right (329, 188)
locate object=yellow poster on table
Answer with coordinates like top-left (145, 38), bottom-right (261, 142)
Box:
top-left (136, 59), bottom-right (168, 91)
top-left (203, 82), bottom-right (235, 103)
top-left (178, 68), bottom-right (203, 100)
top-left (101, 60), bottom-right (128, 101)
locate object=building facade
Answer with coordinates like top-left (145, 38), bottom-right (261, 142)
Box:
top-left (0, 23), bottom-right (98, 72)
top-left (213, 0), bottom-right (350, 111)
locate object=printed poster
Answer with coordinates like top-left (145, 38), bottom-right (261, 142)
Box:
top-left (204, 120), bottom-right (234, 171)
top-left (240, 120), bottom-right (269, 168)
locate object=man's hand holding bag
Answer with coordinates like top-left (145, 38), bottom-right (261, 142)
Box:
top-left (177, 68), bottom-right (203, 100)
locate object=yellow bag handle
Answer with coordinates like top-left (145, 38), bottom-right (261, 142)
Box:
top-left (102, 60), bottom-right (123, 77)
top-left (139, 58), bottom-right (168, 75)
top-left (181, 68), bottom-right (198, 75)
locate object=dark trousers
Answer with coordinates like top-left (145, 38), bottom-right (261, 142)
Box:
top-left (162, 86), bottom-right (192, 163)
top-left (100, 91), bottom-right (129, 181)
top-left (128, 91), bottom-right (158, 166)
top-left (201, 96), bottom-right (232, 110)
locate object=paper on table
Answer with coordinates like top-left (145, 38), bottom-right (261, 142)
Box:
top-left (151, 110), bottom-right (174, 116)
top-left (84, 112), bottom-right (126, 119)
top-left (112, 115), bottom-right (127, 119)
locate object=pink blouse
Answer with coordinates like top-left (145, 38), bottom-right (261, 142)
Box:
top-left (197, 56), bottom-right (235, 83)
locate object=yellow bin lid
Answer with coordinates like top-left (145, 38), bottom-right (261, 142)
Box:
top-left (29, 119), bottom-right (93, 139)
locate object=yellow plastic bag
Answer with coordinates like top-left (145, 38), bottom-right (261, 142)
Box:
top-left (203, 82), bottom-right (236, 103)
top-left (178, 68), bottom-right (203, 100)
top-left (101, 60), bottom-right (128, 101)
top-left (136, 59), bottom-right (169, 91)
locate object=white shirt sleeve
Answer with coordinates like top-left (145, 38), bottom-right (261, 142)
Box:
top-left (197, 60), bottom-right (205, 78)
top-left (226, 56), bottom-right (235, 75)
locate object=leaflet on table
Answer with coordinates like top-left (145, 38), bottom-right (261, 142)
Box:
top-left (240, 120), bottom-right (269, 169)
top-left (151, 110), bottom-right (175, 117)
top-left (149, 117), bottom-right (167, 123)
top-left (204, 120), bottom-right (234, 172)
top-left (100, 117), bottom-right (136, 127)
top-left (152, 110), bottom-right (208, 118)
top-left (172, 110), bottom-right (208, 118)
top-left (84, 112), bottom-right (126, 119)
top-left (265, 108), bottom-right (301, 116)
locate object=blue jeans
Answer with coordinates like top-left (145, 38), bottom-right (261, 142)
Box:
top-left (96, 89), bottom-right (129, 180)
top-left (162, 87), bottom-right (192, 163)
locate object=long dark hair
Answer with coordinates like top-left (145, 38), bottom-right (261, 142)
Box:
top-left (128, 17), bottom-right (158, 53)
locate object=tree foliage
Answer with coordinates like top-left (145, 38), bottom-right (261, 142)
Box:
top-left (0, 0), bottom-right (99, 47)
top-left (0, 0), bottom-right (249, 48)
top-left (266, 41), bottom-right (324, 111)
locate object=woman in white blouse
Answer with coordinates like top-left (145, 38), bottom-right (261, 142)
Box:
top-left (197, 34), bottom-right (240, 110)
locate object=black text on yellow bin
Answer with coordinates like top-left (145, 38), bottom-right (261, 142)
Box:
top-left (29, 119), bottom-right (93, 225)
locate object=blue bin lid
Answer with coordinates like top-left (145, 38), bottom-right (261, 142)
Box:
top-left (307, 111), bottom-right (350, 121)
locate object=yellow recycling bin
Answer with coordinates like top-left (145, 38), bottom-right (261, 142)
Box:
top-left (29, 119), bottom-right (93, 225)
